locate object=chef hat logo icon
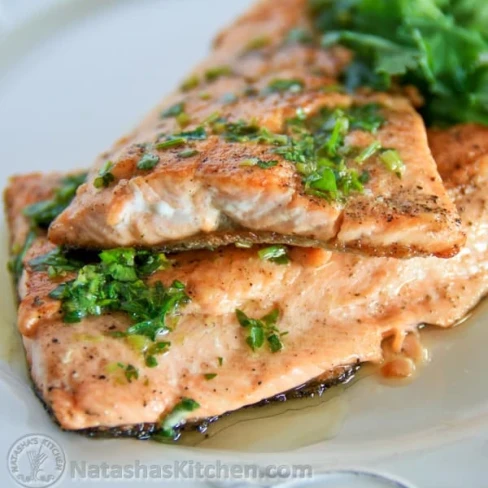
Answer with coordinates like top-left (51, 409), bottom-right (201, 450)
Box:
top-left (7, 434), bottom-right (66, 488)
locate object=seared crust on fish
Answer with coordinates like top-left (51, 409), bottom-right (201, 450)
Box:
top-left (47, 0), bottom-right (464, 259)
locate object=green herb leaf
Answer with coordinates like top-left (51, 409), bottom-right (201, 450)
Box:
top-left (174, 126), bottom-right (207, 140)
top-left (155, 138), bottom-right (186, 150)
top-left (204, 373), bottom-right (217, 380)
top-left (137, 153), bottom-right (160, 170)
top-left (176, 113), bottom-right (191, 128)
top-left (8, 230), bottom-right (37, 283)
top-left (265, 78), bottom-right (305, 94)
top-left (244, 36), bottom-right (271, 51)
top-left (155, 398), bottom-right (200, 440)
top-left (240, 158), bottom-right (279, 169)
top-left (106, 362), bottom-right (139, 383)
top-left (23, 173), bottom-right (87, 228)
top-left (247, 325), bottom-right (265, 351)
top-left (205, 65), bottom-right (232, 82)
top-left (161, 102), bottom-right (185, 118)
top-left (94, 162), bottom-right (115, 189)
top-left (181, 75), bottom-right (200, 92)
top-left (145, 341), bottom-right (171, 368)
top-left (29, 247), bottom-right (84, 278)
top-left (125, 364), bottom-right (139, 383)
top-left (286, 28), bottom-right (314, 44)
top-left (236, 308), bottom-right (285, 353)
top-left (379, 148), bottom-right (405, 177)
top-left (354, 140), bottom-right (383, 164)
top-left (348, 104), bottom-right (385, 133)
top-left (267, 334), bottom-right (284, 353)
top-left (257, 245), bottom-right (290, 265)
top-left (306, 167), bottom-right (338, 194)
top-left (178, 149), bottom-right (199, 158)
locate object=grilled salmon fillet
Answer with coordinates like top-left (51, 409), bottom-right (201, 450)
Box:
top-left (5, 125), bottom-right (488, 432)
top-left (47, 0), bottom-right (464, 259)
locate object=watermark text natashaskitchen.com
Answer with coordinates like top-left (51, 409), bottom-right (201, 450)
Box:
top-left (70, 460), bottom-right (313, 481)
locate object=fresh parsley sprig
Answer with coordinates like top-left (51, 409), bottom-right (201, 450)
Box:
top-left (312, 0), bottom-right (488, 125)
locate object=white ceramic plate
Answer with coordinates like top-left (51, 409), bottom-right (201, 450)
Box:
top-left (0, 1), bottom-right (487, 487)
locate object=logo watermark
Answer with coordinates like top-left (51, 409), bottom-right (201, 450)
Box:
top-left (7, 434), bottom-right (66, 488)
top-left (70, 460), bottom-right (313, 481)
top-left (7, 434), bottom-right (312, 485)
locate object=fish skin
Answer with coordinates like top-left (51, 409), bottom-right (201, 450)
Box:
top-left (4, 125), bottom-right (488, 431)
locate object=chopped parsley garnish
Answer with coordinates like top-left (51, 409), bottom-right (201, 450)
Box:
top-left (214, 118), bottom-right (288, 145)
top-left (8, 230), bottom-right (37, 283)
top-left (174, 126), bottom-right (207, 140)
top-left (347, 104), bottom-right (385, 133)
top-left (12, 175), bottom-right (86, 283)
top-left (23, 173), bottom-right (87, 228)
top-left (137, 152), bottom-right (160, 170)
top-left (178, 149), bottom-right (199, 158)
top-left (217, 357), bottom-right (224, 366)
top-left (240, 158), bottom-right (279, 169)
top-left (236, 308), bottom-right (285, 353)
top-left (219, 119), bottom-right (261, 141)
top-left (314, 0), bottom-right (488, 125)
top-left (205, 65), bottom-right (232, 82)
top-left (286, 27), bottom-right (314, 44)
top-left (204, 373), bottom-right (217, 380)
top-left (265, 78), bottom-right (305, 94)
top-left (176, 112), bottom-right (191, 128)
top-left (205, 103), bottom-right (389, 200)
top-left (156, 126), bottom-right (207, 150)
top-left (155, 138), bottom-right (186, 150)
top-left (244, 36), bottom-right (271, 52)
top-left (145, 341), bottom-right (171, 367)
top-left (47, 248), bottom-right (186, 334)
top-left (379, 149), bottom-right (405, 178)
top-left (274, 104), bottom-right (386, 200)
top-left (94, 161), bottom-right (115, 189)
top-left (258, 245), bottom-right (290, 265)
top-left (29, 247), bottom-right (83, 278)
top-left (154, 398), bottom-right (200, 441)
top-left (125, 334), bottom-right (171, 368)
top-left (180, 75), bottom-right (200, 92)
top-left (106, 362), bottom-right (139, 383)
top-left (203, 111), bottom-right (222, 125)
top-left (354, 140), bottom-right (383, 164)
top-left (161, 102), bottom-right (185, 118)
top-left (125, 364), bottom-right (139, 383)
